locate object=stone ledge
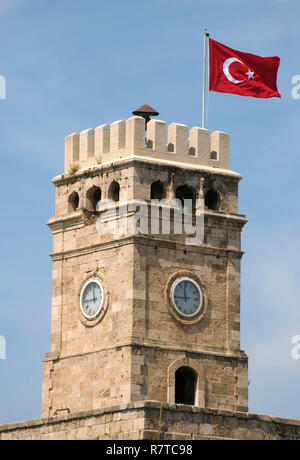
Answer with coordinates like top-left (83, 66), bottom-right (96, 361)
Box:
top-left (42, 342), bottom-right (248, 365)
top-left (49, 234), bottom-right (245, 262)
top-left (54, 156), bottom-right (242, 187)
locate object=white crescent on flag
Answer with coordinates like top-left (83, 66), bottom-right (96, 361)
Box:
top-left (223, 58), bottom-right (246, 84)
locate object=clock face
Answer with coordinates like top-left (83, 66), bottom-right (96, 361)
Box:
top-left (172, 278), bottom-right (203, 317)
top-left (80, 280), bottom-right (104, 319)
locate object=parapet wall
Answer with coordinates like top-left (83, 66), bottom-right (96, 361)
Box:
top-left (65, 117), bottom-right (230, 173)
top-left (1, 402), bottom-right (300, 440)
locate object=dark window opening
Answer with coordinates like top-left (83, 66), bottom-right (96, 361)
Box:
top-left (175, 185), bottom-right (196, 213)
top-left (175, 367), bottom-right (197, 405)
top-left (86, 186), bottom-right (102, 212)
top-left (205, 189), bottom-right (220, 211)
top-left (108, 181), bottom-right (120, 202)
top-left (151, 181), bottom-right (166, 200)
top-left (68, 191), bottom-right (79, 213)
top-left (210, 150), bottom-right (218, 160)
top-left (146, 139), bottom-right (153, 149)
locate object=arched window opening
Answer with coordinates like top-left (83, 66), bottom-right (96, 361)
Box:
top-left (86, 186), bottom-right (102, 212)
top-left (68, 191), bottom-right (79, 213)
top-left (175, 185), bottom-right (196, 214)
top-left (175, 367), bottom-right (197, 405)
top-left (167, 143), bottom-right (174, 152)
top-left (146, 139), bottom-right (153, 149)
top-left (205, 189), bottom-right (220, 211)
top-left (151, 181), bottom-right (166, 201)
top-left (108, 181), bottom-right (120, 202)
top-left (189, 147), bottom-right (196, 156)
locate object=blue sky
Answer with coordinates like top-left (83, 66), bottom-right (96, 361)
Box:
top-left (0, 0), bottom-right (300, 424)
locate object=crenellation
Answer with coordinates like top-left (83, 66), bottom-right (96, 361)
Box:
top-left (79, 129), bottom-right (95, 162)
top-left (126, 116), bottom-right (145, 155)
top-left (189, 127), bottom-right (210, 160)
top-left (110, 120), bottom-right (126, 153)
top-left (65, 132), bottom-right (79, 172)
top-left (210, 131), bottom-right (230, 169)
top-left (64, 116), bottom-right (231, 173)
top-left (168, 122), bottom-right (189, 155)
top-left (95, 124), bottom-right (110, 163)
top-left (147, 119), bottom-right (167, 153)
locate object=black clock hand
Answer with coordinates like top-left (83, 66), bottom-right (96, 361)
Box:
top-left (183, 283), bottom-right (188, 302)
top-left (85, 298), bottom-right (96, 303)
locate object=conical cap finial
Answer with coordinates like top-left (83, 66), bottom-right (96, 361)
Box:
top-left (132, 104), bottom-right (160, 124)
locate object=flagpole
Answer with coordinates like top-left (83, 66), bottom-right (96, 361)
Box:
top-left (202, 28), bottom-right (209, 128)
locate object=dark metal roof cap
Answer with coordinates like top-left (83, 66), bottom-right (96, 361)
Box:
top-left (132, 104), bottom-right (160, 118)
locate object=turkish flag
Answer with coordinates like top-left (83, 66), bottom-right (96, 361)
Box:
top-left (209, 38), bottom-right (281, 98)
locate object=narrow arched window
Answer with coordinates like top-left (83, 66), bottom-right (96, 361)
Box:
top-left (175, 366), bottom-right (197, 405)
top-left (68, 191), bottom-right (79, 213)
top-left (151, 181), bottom-right (165, 200)
top-left (175, 185), bottom-right (196, 214)
top-left (108, 181), bottom-right (120, 202)
top-left (86, 186), bottom-right (102, 212)
top-left (205, 189), bottom-right (220, 211)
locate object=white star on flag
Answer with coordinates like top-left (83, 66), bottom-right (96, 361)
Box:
top-left (246, 69), bottom-right (255, 80)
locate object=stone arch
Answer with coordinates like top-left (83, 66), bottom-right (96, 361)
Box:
top-left (86, 186), bottom-right (102, 212)
top-left (108, 181), bottom-right (120, 202)
top-left (205, 189), bottom-right (220, 211)
top-left (68, 191), bottom-right (79, 213)
top-left (175, 366), bottom-right (197, 405)
top-left (175, 184), bottom-right (196, 214)
top-left (168, 358), bottom-right (205, 407)
top-left (151, 180), bottom-right (166, 200)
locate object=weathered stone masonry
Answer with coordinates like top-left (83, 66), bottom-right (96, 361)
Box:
top-left (1, 115), bottom-right (299, 440)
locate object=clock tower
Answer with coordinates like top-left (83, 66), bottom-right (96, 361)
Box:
top-left (42, 109), bottom-right (248, 418)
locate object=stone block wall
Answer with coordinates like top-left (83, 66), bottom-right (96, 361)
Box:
top-left (1, 402), bottom-right (300, 440)
top-left (43, 155), bottom-right (247, 417)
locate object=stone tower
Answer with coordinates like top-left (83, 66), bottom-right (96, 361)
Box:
top-left (42, 113), bottom-right (248, 418)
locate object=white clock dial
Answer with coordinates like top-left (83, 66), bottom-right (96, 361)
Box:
top-left (80, 280), bottom-right (104, 319)
top-left (172, 278), bottom-right (203, 317)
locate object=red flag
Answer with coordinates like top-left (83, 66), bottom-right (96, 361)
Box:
top-left (209, 38), bottom-right (281, 98)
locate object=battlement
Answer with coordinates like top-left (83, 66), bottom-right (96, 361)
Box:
top-left (65, 116), bottom-right (230, 173)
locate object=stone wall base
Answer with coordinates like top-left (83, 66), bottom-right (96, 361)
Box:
top-left (1, 401), bottom-right (300, 440)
